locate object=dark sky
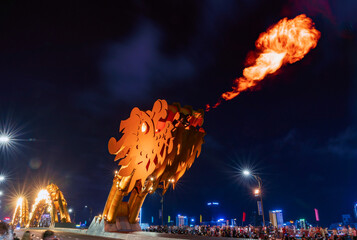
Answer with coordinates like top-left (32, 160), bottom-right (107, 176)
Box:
top-left (0, 0), bottom-right (356, 227)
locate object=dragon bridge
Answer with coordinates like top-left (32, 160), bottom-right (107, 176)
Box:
top-left (11, 183), bottom-right (71, 228)
top-left (95, 99), bottom-right (205, 232)
top-left (11, 197), bottom-right (29, 228)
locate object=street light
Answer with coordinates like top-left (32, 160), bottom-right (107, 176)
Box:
top-left (254, 188), bottom-right (260, 197)
top-left (85, 205), bottom-right (93, 223)
top-left (0, 175), bottom-right (5, 182)
top-left (0, 135), bottom-right (10, 144)
top-left (243, 169), bottom-right (265, 227)
top-left (0, 191), bottom-right (3, 196)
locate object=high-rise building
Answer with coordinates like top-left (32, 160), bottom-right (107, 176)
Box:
top-left (354, 203), bottom-right (357, 219)
top-left (206, 202), bottom-right (220, 222)
top-left (269, 210), bottom-right (284, 228)
top-left (342, 214), bottom-right (351, 225)
top-left (295, 219), bottom-right (307, 229)
top-left (176, 215), bottom-right (188, 227)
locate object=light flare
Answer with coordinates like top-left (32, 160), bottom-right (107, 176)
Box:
top-left (206, 14), bottom-right (320, 111)
top-left (28, 189), bottom-right (52, 223)
top-left (12, 197), bottom-right (23, 225)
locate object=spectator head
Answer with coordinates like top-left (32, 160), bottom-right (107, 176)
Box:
top-left (22, 231), bottom-right (32, 240)
top-left (42, 230), bottom-right (56, 240)
top-left (0, 222), bottom-right (9, 235)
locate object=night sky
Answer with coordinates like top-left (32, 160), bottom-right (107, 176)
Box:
top-left (0, 0), bottom-right (356, 227)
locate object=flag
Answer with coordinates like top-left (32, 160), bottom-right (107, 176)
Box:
top-left (242, 212), bottom-right (246, 222)
top-left (314, 208), bottom-right (319, 222)
top-left (168, 215), bottom-right (170, 223)
top-left (200, 214), bottom-right (202, 223)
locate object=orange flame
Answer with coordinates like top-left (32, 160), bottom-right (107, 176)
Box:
top-left (206, 14), bottom-right (320, 111)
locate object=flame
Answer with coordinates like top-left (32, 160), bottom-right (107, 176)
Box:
top-left (206, 14), bottom-right (320, 111)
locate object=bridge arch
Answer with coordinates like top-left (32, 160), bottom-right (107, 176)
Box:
top-left (11, 197), bottom-right (29, 228)
top-left (11, 183), bottom-right (72, 228)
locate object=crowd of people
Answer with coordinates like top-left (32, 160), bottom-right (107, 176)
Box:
top-left (0, 222), bottom-right (57, 240)
top-left (1, 219), bottom-right (357, 239)
top-left (145, 224), bottom-right (357, 239)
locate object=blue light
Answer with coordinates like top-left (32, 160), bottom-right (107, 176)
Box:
top-left (212, 202), bottom-right (219, 205)
top-left (191, 219), bottom-right (195, 222)
top-left (207, 202), bottom-right (212, 206)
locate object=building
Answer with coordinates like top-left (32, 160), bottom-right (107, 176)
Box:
top-left (206, 202), bottom-right (220, 222)
top-left (342, 214), bottom-right (351, 225)
top-left (269, 210), bottom-right (283, 228)
top-left (354, 203), bottom-right (357, 220)
top-left (295, 219), bottom-right (307, 229)
top-left (176, 215), bottom-right (188, 227)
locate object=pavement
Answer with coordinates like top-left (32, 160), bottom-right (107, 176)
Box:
top-left (14, 228), bottom-right (246, 240)
top-left (15, 228), bottom-right (114, 240)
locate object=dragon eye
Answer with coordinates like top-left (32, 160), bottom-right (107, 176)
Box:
top-left (141, 122), bottom-right (149, 134)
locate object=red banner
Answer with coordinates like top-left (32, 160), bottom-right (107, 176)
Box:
top-left (242, 212), bottom-right (246, 222)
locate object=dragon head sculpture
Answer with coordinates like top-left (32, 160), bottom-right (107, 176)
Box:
top-left (108, 99), bottom-right (205, 194)
top-left (108, 100), bottom-right (178, 193)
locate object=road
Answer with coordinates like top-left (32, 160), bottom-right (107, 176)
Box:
top-left (15, 229), bottom-right (116, 240)
top-left (15, 228), bottom-right (240, 240)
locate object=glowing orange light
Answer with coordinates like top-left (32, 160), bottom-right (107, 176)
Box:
top-left (28, 189), bottom-right (52, 225)
top-left (254, 188), bottom-right (260, 196)
top-left (12, 197), bottom-right (24, 225)
top-left (207, 14), bottom-right (320, 110)
top-left (17, 197), bottom-right (23, 205)
top-left (141, 122), bottom-right (148, 133)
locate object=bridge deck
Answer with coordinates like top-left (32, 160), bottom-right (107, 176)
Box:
top-left (15, 228), bottom-right (247, 240)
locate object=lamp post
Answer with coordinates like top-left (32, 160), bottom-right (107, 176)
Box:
top-left (68, 208), bottom-right (75, 223)
top-left (85, 206), bottom-right (93, 223)
top-left (156, 191), bottom-right (165, 226)
top-left (243, 170), bottom-right (265, 227)
top-left (160, 194), bottom-right (164, 226)
top-left (0, 175), bottom-right (6, 212)
top-left (155, 178), bottom-right (175, 226)
top-left (0, 135), bottom-right (10, 144)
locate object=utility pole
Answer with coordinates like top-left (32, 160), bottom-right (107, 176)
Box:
top-left (161, 195), bottom-right (164, 226)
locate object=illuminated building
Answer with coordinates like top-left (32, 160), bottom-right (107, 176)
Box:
top-left (354, 203), bottom-right (357, 219)
top-left (269, 210), bottom-right (283, 228)
top-left (296, 219), bottom-right (307, 229)
top-left (206, 202), bottom-right (220, 222)
top-left (176, 215), bottom-right (188, 227)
